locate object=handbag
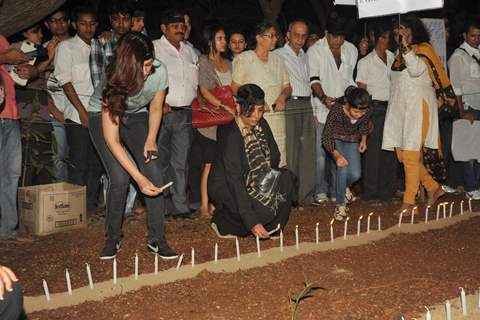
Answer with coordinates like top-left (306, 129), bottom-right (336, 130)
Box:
top-left (422, 147), bottom-right (447, 181)
top-left (257, 167), bottom-right (282, 199)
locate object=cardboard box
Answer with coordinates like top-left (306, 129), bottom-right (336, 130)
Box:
top-left (18, 182), bottom-right (87, 236)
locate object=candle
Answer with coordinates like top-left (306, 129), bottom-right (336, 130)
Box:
top-left (443, 202), bottom-right (447, 219)
top-left (315, 222), bottom-right (319, 244)
top-left (66, 269), bottom-right (72, 295)
top-left (377, 215), bottom-right (381, 231)
top-left (330, 219), bottom-right (334, 242)
top-left (449, 202), bottom-right (454, 218)
top-left (425, 306), bottom-right (431, 320)
top-left (176, 254), bottom-right (184, 271)
top-left (478, 288), bottom-right (480, 308)
top-left (461, 200), bottom-right (464, 215)
top-left (154, 254), bottom-right (158, 275)
top-left (446, 300), bottom-right (452, 320)
top-left (436, 204), bottom-right (441, 220)
top-left (191, 247), bottom-right (195, 268)
top-left (256, 235), bottom-right (261, 257)
top-left (113, 258), bottom-right (117, 285)
top-left (398, 210), bottom-right (405, 227)
top-left (280, 230), bottom-right (284, 252)
top-left (425, 205), bottom-right (430, 223)
top-left (235, 237), bottom-right (241, 261)
top-left (42, 279), bottom-right (50, 301)
top-left (214, 243), bottom-right (218, 264)
top-left (159, 181), bottom-right (173, 192)
top-left (295, 225), bottom-right (299, 250)
top-left (134, 253), bottom-right (139, 279)
top-left (86, 263), bottom-right (94, 289)
top-left (469, 198), bottom-right (473, 212)
top-left (268, 224), bottom-right (281, 236)
top-left (460, 287), bottom-right (468, 316)
top-left (357, 215), bottom-right (363, 236)
top-left (343, 217), bottom-right (349, 240)
top-left (410, 206), bottom-right (417, 224)
top-left (367, 212), bottom-right (373, 233)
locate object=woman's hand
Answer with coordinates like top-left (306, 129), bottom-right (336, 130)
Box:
top-left (251, 224), bottom-right (269, 238)
top-left (358, 141), bottom-right (367, 153)
top-left (136, 174), bottom-right (162, 196)
top-left (144, 139), bottom-right (158, 164)
top-left (399, 25), bottom-right (411, 49)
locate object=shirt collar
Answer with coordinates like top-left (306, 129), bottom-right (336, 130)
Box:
top-left (285, 43), bottom-right (305, 57)
top-left (73, 34), bottom-right (90, 48)
top-left (160, 35), bottom-right (185, 52)
top-left (461, 41), bottom-right (480, 56)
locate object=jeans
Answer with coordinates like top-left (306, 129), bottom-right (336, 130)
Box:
top-left (157, 109), bottom-right (192, 215)
top-left (315, 123), bottom-right (336, 196)
top-left (0, 119), bottom-right (21, 239)
top-left (464, 160), bottom-right (480, 192)
top-left (335, 140), bottom-right (361, 206)
top-left (89, 112), bottom-right (165, 242)
top-left (51, 118), bottom-right (69, 182)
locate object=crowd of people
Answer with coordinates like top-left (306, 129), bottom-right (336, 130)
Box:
top-left (0, 1), bottom-right (479, 262)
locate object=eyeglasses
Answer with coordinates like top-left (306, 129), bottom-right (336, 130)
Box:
top-left (261, 33), bottom-right (278, 39)
top-left (47, 17), bottom-right (67, 24)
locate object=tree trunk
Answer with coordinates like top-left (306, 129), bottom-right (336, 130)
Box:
top-left (309, 0), bottom-right (334, 31)
top-left (258, 0), bottom-right (286, 24)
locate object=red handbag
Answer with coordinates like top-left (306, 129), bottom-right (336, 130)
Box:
top-left (191, 85), bottom-right (236, 128)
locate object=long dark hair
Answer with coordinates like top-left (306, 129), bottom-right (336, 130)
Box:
top-left (200, 21), bottom-right (225, 55)
top-left (401, 14), bottom-right (430, 45)
top-left (102, 32), bottom-right (154, 123)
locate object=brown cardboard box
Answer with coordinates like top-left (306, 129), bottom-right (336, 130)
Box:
top-left (18, 182), bottom-right (86, 236)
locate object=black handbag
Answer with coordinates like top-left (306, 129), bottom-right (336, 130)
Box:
top-left (257, 167), bottom-right (281, 199)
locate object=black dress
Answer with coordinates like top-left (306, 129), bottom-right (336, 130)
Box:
top-left (208, 118), bottom-right (295, 236)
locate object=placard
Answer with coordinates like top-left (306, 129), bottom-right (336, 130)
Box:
top-left (422, 18), bottom-right (447, 68)
top-left (357, 0), bottom-right (444, 18)
top-left (334, 0), bottom-right (355, 5)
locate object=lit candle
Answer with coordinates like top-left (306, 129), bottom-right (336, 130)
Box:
top-left (377, 215), bottom-right (381, 231)
top-left (295, 225), bottom-right (299, 250)
top-left (214, 243), bottom-right (218, 264)
top-left (461, 200), bottom-right (464, 215)
top-left (315, 222), bottom-right (319, 244)
top-left (134, 253), bottom-right (139, 279)
top-left (469, 198), bottom-right (473, 212)
top-left (446, 300), bottom-right (452, 320)
top-left (425, 205), bottom-right (430, 224)
top-left (280, 229), bottom-right (284, 252)
top-left (425, 306), bottom-right (431, 320)
top-left (191, 247), bottom-right (195, 268)
top-left (176, 254), bottom-right (184, 271)
top-left (330, 219), bottom-right (334, 242)
top-left (478, 287), bottom-right (480, 308)
top-left (154, 254), bottom-right (158, 275)
top-left (343, 217), bottom-right (349, 240)
top-left (410, 206), bottom-right (417, 224)
top-left (398, 210), bottom-right (405, 227)
top-left (86, 263), bottom-right (93, 289)
top-left (443, 202), bottom-right (447, 219)
top-left (460, 287), bottom-right (468, 316)
top-left (113, 258), bottom-right (117, 285)
top-left (42, 279), bottom-right (50, 301)
top-left (66, 269), bottom-right (72, 295)
top-left (235, 237), bottom-right (240, 261)
top-left (357, 215), bottom-right (363, 236)
top-left (436, 204), bottom-right (441, 220)
top-left (256, 235), bottom-right (261, 257)
top-left (367, 212), bottom-right (373, 233)
top-left (449, 202), bottom-right (454, 218)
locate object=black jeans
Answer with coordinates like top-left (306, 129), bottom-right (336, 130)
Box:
top-left (0, 282), bottom-right (23, 320)
top-left (89, 112), bottom-right (165, 242)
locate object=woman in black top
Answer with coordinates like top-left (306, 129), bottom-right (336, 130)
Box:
top-left (209, 84), bottom-right (295, 238)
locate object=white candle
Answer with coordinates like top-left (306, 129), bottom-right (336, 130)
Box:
top-left (214, 243), bottom-right (218, 264)
top-left (86, 263), bottom-right (93, 289)
top-left (154, 254), bottom-right (158, 275)
top-left (436, 204), bottom-right (441, 220)
top-left (330, 219), bottom-right (334, 242)
top-left (191, 247), bottom-right (195, 268)
top-left (377, 215), bottom-right (381, 231)
top-left (425, 306), bottom-right (431, 320)
top-left (367, 212), bottom-right (373, 233)
top-left (343, 217), bottom-right (349, 240)
top-left (449, 202), bottom-right (454, 218)
top-left (295, 225), bottom-right (299, 250)
top-left (315, 222), bottom-right (319, 244)
top-left (469, 198), bottom-right (473, 212)
top-left (425, 205), bottom-right (430, 223)
top-left (410, 206), bottom-right (417, 224)
top-left (176, 254), bottom-right (184, 271)
top-left (113, 258), bottom-right (117, 285)
top-left (42, 279), bottom-right (50, 301)
top-left (159, 181), bottom-right (173, 192)
top-left (478, 288), bottom-right (480, 308)
top-left (66, 269), bottom-right (72, 295)
top-left (357, 215), bottom-right (363, 236)
top-left (134, 253), bottom-right (139, 279)
top-left (398, 210), bottom-right (405, 227)
top-left (256, 235), bottom-right (261, 257)
top-left (235, 237), bottom-right (240, 261)
top-left (461, 200), bottom-right (464, 215)
top-left (280, 230), bottom-right (284, 252)
top-left (268, 224), bottom-right (281, 236)
top-left (443, 202), bottom-right (447, 218)
top-left (460, 287), bottom-right (468, 316)
top-left (446, 300), bottom-right (452, 320)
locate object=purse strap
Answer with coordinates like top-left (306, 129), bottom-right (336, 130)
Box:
top-left (416, 53), bottom-right (449, 102)
top-left (459, 47), bottom-right (480, 66)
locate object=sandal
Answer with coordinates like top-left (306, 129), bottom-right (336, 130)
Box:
top-left (393, 203), bottom-right (415, 217)
top-left (427, 186), bottom-right (446, 206)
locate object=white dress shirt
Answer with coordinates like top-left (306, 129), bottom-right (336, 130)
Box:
top-left (448, 42), bottom-right (480, 110)
top-left (274, 44), bottom-right (311, 97)
top-left (356, 49), bottom-right (394, 101)
top-left (307, 37), bottom-right (358, 123)
top-left (53, 35), bottom-right (94, 124)
top-left (153, 36), bottom-right (198, 107)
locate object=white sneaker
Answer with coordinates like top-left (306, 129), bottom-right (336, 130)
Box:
top-left (441, 184), bottom-right (457, 194)
top-left (466, 189), bottom-right (480, 200)
top-left (345, 187), bottom-right (357, 204)
top-left (312, 193), bottom-right (328, 206)
top-left (334, 205), bottom-right (348, 221)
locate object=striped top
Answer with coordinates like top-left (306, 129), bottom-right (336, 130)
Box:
top-left (274, 44), bottom-right (311, 97)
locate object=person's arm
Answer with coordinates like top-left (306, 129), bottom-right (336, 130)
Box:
top-left (231, 53), bottom-right (245, 97)
top-left (308, 48), bottom-right (335, 108)
top-left (144, 90), bottom-right (165, 163)
top-left (47, 96), bottom-right (64, 122)
top-left (355, 58), bottom-right (368, 90)
top-left (62, 82), bottom-right (89, 127)
top-left (36, 37), bottom-right (61, 73)
top-left (0, 265), bottom-right (18, 300)
top-left (0, 48), bottom-right (30, 65)
top-left (273, 84), bottom-right (292, 112)
top-left (448, 54), bottom-right (475, 123)
top-left (322, 111), bottom-right (348, 167)
top-left (198, 57), bottom-right (233, 114)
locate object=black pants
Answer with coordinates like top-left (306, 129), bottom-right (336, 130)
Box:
top-left (362, 101), bottom-right (399, 200)
top-left (210, 170), bottom-right (294, 236)
top-left (65, 120), bottom-right (103, 209)
top-left (89, 112), bottom-right (165, 242)
top-left (0, 282), bottom-right (23, 320)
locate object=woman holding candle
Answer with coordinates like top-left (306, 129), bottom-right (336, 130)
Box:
top-left (322, 86), bottom-right (371, 221)
top-left (209, 84), bottom-right (295, 238)
top-left (88, 32), bottom-right (177, 260)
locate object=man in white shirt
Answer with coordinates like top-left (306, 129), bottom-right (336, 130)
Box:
top-left (307, 16), bottom-right (358, 205)
top-left (54, 5), bottom-right (103, 211)
top-left (356, 21), bottom-right (398, 202)
top-left (275, 20), bottom-right (315, 204)
top-left (448, 18), bottom-right (480, 200)
top-left (154, 10), bottom-right (198, 219)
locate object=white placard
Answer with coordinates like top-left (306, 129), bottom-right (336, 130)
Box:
top-left (422, 18), bottom-right (447, 68)
top-left (334, 0), bottom-right (356, 5)
top-left (358, 0), bottom-right (444, 19)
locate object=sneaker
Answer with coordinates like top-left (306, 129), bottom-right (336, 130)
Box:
top-left (147, 240), bottom-right (178, 260)
top-left (100, 240), bottom-right (121, 260)
top-left (312, 193), bottom-right (328, 206)
top-left (210, 222), bottom-right (236, 239)
top-left (345, 188), bottom-right (356, 204)
top-left (466, 189), bottom-right (480, 200)
top-left (334, 205), bottom-right (348, 221)
top-left (441, 184), bottom-right (457, 194)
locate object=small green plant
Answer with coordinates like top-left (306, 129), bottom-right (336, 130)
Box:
top-left (289, 274), bottom-right (324, 320)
